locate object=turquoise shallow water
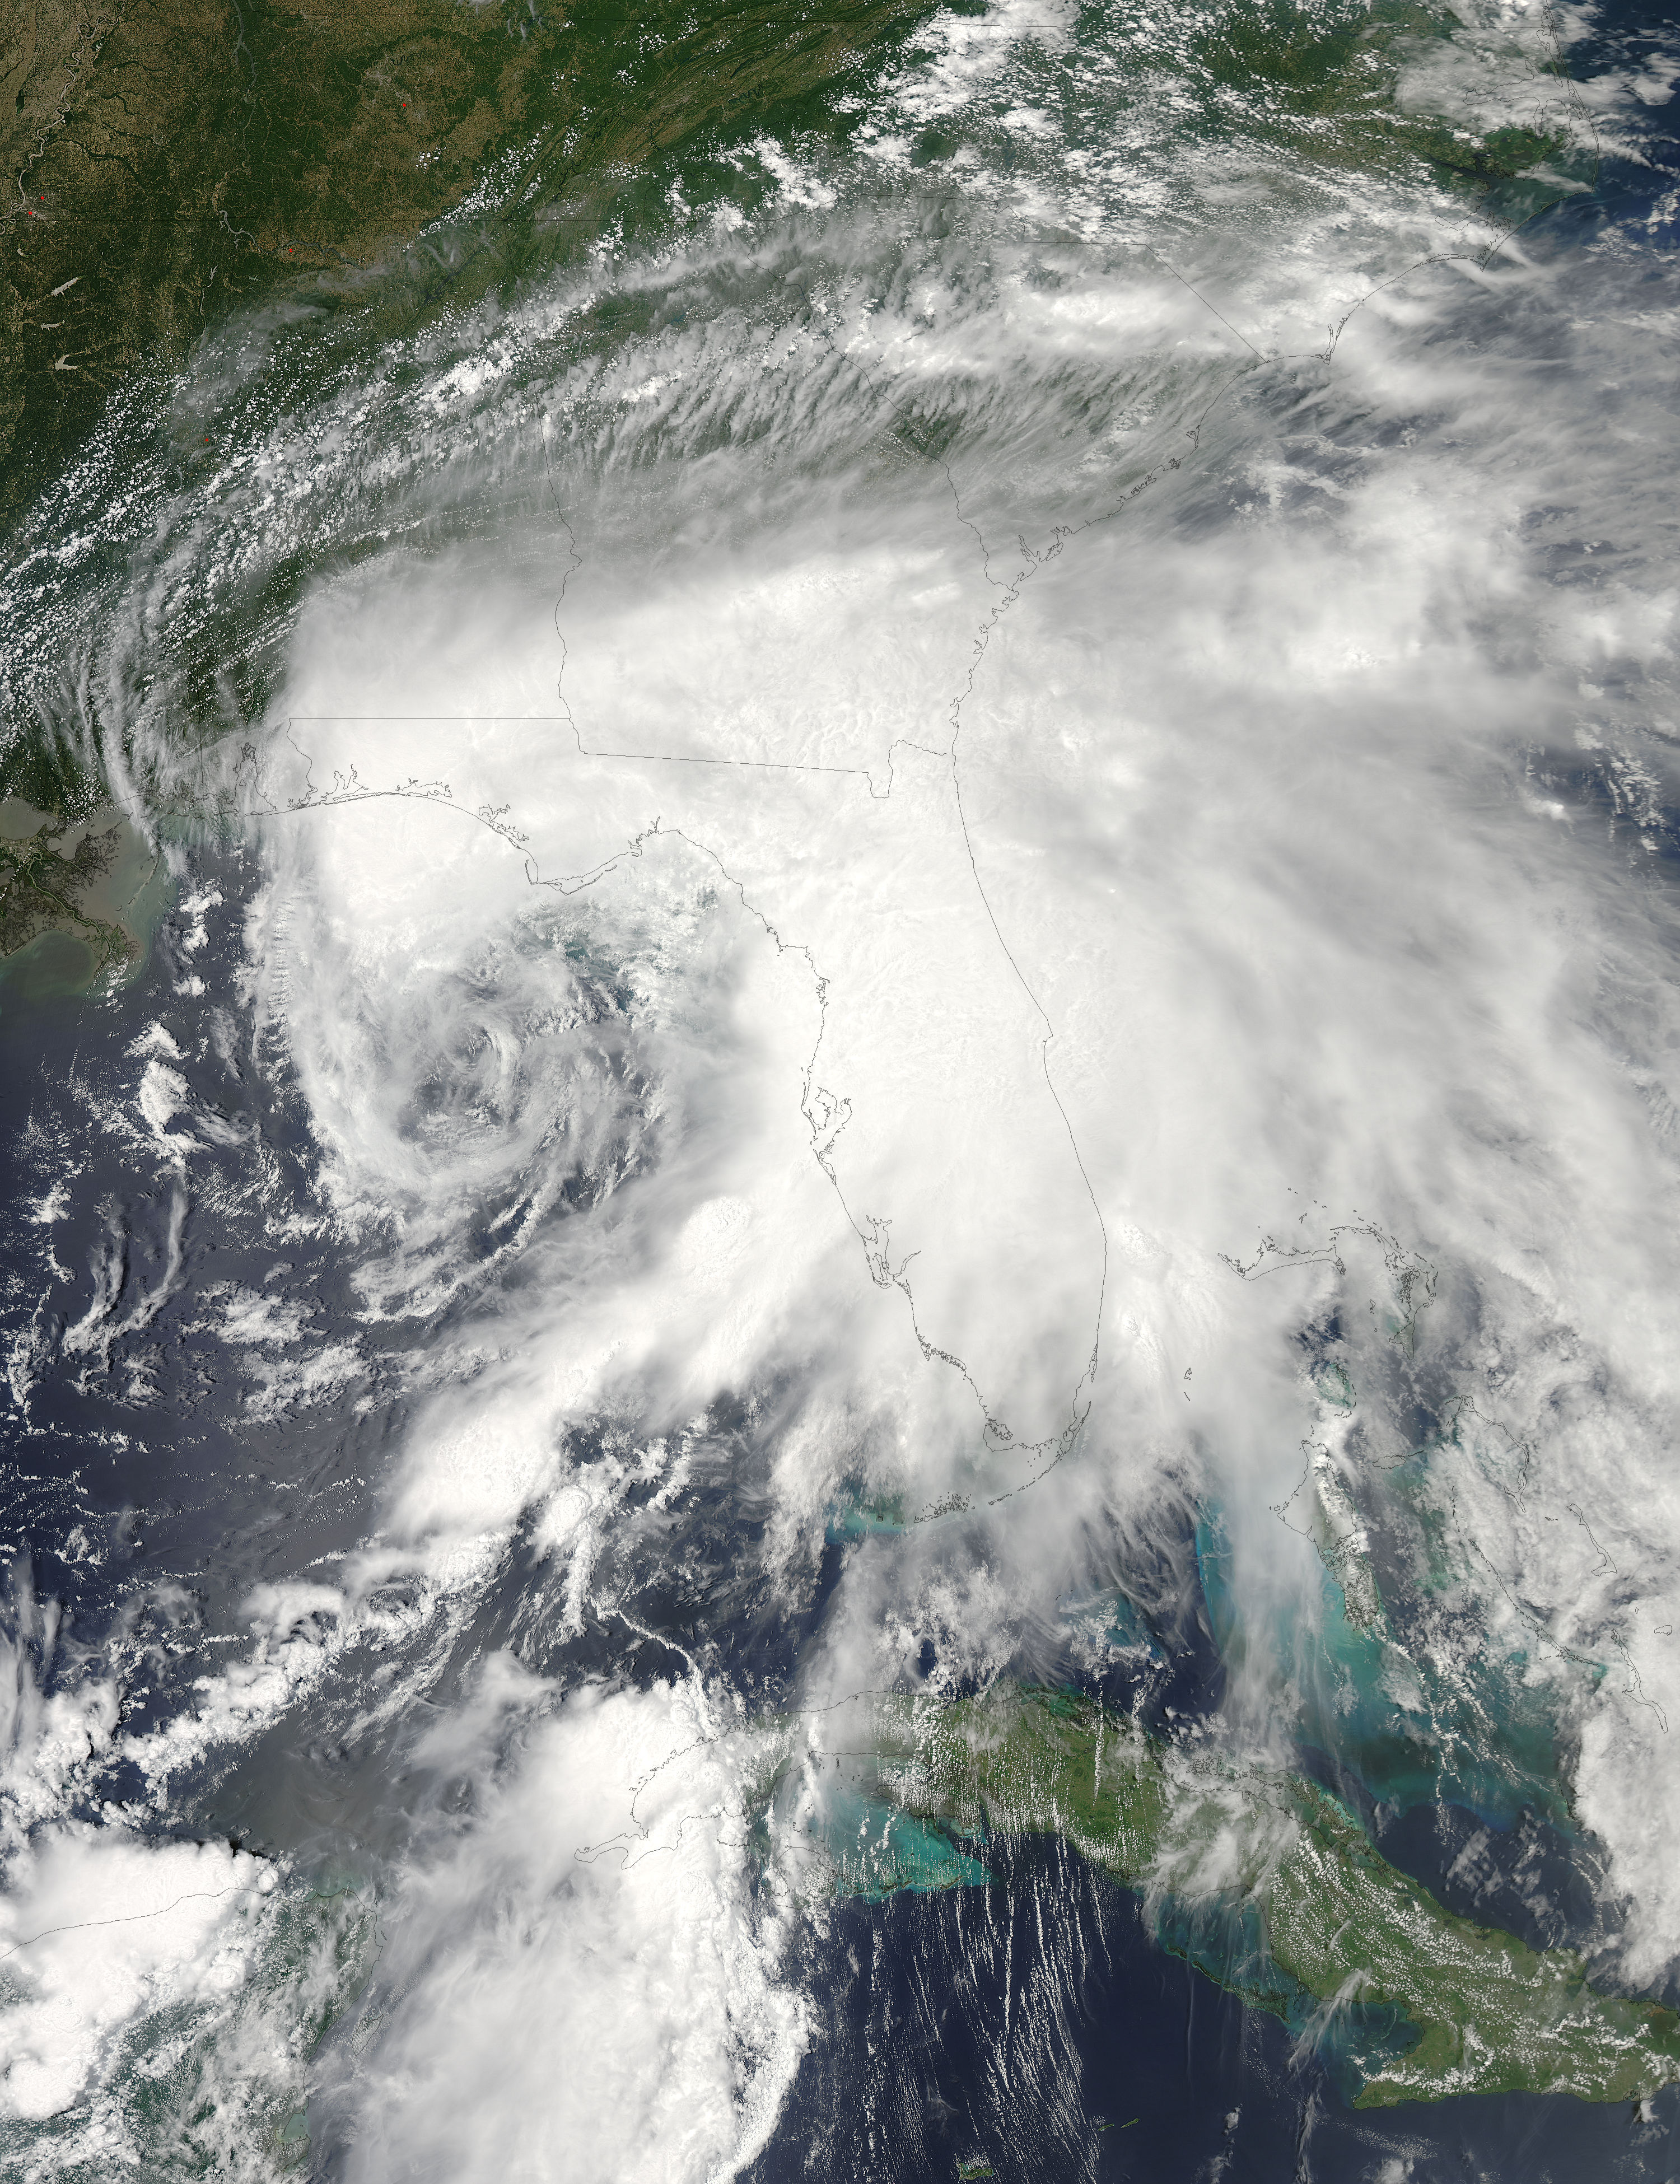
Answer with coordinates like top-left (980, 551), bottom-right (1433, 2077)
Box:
top-left (1, 0), bottom-right (1678, 2170)
top-left (812, 1781), bottom-right (995, 1898)
top-left (1194, 1505), bottom-right (1572, 1833)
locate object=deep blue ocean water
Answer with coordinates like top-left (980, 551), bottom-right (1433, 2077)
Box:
top-left (2, 0), bottom-right (1678, 2167)
top-left (7, 860), bottom-right (1678, 2175)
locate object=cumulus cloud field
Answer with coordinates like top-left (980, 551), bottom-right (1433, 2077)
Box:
top-left (0, 0), bottom-right (1677, 2170)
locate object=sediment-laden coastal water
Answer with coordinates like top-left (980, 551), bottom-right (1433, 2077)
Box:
top-left (1, 0), bottom-right (1678, 2173)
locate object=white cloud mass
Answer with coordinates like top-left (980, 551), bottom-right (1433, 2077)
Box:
top-left (1, 0), bottom-right (1678, 2169)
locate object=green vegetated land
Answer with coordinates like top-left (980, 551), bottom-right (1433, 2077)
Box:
top-left (2, 0), bottom-right (1583, 529)
top-left (1, 0), bottom-right (947, 918)
top-left (1166, 0), bottom-right (1575, 181)
top-left (1, 807), bottom-right (129, 971)
top-left (0, 722), bottom-right (160, 988)
top-left (852, 1687), bottom-right (1680, 2108)
top-left (0, 0), bottom-right (940, 523)
top-left (0, 0), bottom-right (1586, 953)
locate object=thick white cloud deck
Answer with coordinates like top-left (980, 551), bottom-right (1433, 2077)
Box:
top-left (1, 0), bottom-right (1678, 2170)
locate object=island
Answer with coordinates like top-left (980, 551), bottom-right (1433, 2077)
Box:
top-left (809, 1687), bottom-right (1680, 2110)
